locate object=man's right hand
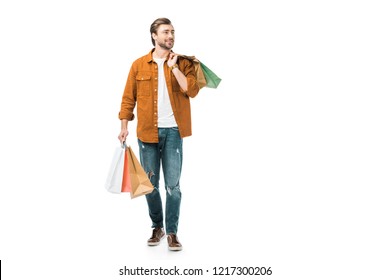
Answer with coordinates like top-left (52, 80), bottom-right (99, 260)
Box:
top-left (118, 129), bottom-right (128, 144)
top-left (119, 119), bottom-right (129, 144)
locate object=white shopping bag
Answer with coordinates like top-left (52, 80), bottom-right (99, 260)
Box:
top-left (104, 145), bottom-right (125, 193)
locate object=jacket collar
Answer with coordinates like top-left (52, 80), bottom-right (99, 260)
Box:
top-left (146, 49), bottom-right (154, 63)
top-left (146, 48), bottom-right (174, 63)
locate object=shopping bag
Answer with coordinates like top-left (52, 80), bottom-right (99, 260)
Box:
top-left (121, 147), bottom-right (132, 192)
top-left (178, 55), bottom-right (221, 89)
top-left (178, 55), bottom-right (206, 88)
top-left (127, 145), bottom-right (154, 199)
top-left (104, 145), bottom-right (125, 193)
top-left (200, 62), bottom-right (222, 89)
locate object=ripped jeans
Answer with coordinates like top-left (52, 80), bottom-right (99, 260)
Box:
top-left (138, 127), bottom-right (183, 234)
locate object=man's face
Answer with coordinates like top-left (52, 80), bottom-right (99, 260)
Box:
top-left (153, 24), bottom-right (175, 50)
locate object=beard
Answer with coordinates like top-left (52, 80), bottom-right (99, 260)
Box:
top-left (157, 40), bottom-right (174, 50)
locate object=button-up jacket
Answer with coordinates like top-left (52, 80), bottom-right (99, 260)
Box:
top-left (119, 49), bottom-right (200, 143)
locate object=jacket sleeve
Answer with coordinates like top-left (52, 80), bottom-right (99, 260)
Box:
top-left (179, 59), bottom-right (200, 98)
top-left (118, 64), bottom-right (137, 120)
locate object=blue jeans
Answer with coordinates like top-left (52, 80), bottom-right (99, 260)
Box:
top-left (138, 127), bottom-right (183, 234)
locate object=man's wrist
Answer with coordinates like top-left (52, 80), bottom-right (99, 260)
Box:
top-left (169, 64), bottom-right (178, 71)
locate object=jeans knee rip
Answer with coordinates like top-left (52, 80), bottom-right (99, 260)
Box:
top-left (166, 185), bottom-right (180, 196)
top-left (147, 171), bottom-right (155, 180)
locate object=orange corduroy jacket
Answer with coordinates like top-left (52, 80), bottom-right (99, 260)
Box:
top-left (118, 49), bottom-right (200, 143)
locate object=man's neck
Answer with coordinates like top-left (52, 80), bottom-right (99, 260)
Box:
top-left (153, 47), bottom-right (170, 59)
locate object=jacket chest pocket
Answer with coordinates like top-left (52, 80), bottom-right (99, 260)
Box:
top-left (136, 75), bottom-right (151, 96)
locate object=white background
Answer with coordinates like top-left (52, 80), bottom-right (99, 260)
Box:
top-left (0, 0), bottom-right (389, 279)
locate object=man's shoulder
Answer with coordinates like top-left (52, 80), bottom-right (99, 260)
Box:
top-left (132, 50), bottom-right (153, 65)
top-left (178, 55), bottom-right (197, 66)
top-left (134, 53), bottom-right (149, 62)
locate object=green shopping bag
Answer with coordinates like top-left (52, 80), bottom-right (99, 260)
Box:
top-left (178, 54), bottom-right (222, 89)
top-left (200, 62), bottom-right (222, 89)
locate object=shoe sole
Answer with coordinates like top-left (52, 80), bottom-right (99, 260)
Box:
top-left (147, 234), bottom-right (165, 246)
top-left (168, 246), bottom-right (183, 251)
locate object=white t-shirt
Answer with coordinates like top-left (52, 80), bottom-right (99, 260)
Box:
top-left (154, 57), bottom-right (177, 128)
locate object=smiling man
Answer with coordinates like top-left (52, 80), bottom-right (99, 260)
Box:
top-left (118, 18), bottom-right (200, 251)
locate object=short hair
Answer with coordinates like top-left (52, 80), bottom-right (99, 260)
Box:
top-left (150, 18), bottom-right (172, 46)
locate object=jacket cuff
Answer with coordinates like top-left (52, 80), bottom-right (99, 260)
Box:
top-left (118, 112), bottom-right (135, 120)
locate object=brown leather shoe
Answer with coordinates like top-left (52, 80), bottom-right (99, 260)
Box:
top-left (147, 227), bottom-right (165, 246)
top-left (167, 234), bottom-right (182, 251)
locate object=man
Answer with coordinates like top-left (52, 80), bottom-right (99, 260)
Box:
top-left (118, 18), bottom-right (200, 251)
